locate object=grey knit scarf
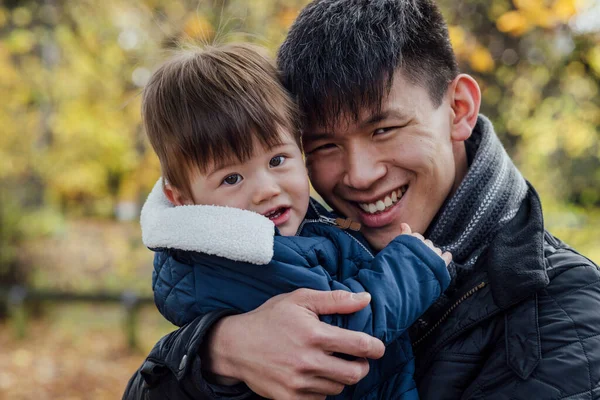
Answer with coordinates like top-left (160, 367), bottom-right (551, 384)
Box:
top-left (426, 115), bottom-right (528, 291)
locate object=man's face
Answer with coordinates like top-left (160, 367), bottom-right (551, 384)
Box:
top-left (302, 71), bottom-right (464, 250)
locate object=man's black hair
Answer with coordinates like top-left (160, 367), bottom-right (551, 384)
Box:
top-left (277, 0), bottom-right (459, 129)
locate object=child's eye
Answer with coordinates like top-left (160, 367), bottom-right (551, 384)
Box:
top-left (222, 174), bottom-right (243, 185)
top-left (269, 155), bottom-right (286, 168)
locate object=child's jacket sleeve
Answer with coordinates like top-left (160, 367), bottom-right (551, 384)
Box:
top-left (153, 234), bottom-right (449, 345)
top-left (328, 234), bottom-right (450, 344)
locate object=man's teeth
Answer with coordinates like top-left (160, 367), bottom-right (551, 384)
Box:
top-left (359, 187), bottom-right (406, 214)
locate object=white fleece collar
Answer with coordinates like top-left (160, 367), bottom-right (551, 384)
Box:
top-left (140, 179), bottom-right (275, 265)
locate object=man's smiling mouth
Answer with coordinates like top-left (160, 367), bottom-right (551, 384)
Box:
top-left (357, 186), bottom-right (408, 214)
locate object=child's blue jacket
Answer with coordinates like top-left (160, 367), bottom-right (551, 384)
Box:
top-left (141, 181), bottom-right (450, 399)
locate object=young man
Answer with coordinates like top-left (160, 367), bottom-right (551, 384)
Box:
top-left (124, 1), bottom-right (600, 399)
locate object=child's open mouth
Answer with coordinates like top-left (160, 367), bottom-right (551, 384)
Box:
top-left (264, 207), bottom-right (291, 226)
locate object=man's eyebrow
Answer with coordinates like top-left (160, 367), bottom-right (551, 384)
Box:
top-left (303, 110), bottom-right (410, 140)
top-left (361, 109), bottom-right (408, 128)
top-left (301, 131), bottom-right (334, 142)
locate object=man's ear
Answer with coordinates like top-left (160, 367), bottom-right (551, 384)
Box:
top-left (163, 182), bottom-right (191, 206)
top-left (448, 74), bottom-right (481, 142)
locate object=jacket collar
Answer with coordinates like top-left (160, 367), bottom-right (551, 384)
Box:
top-left (140, 179), bottom-right (275, 265)
top-left (479, 182), bottom-right (550, 309)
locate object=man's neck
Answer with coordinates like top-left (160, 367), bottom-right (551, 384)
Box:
top-left (450, 141), bottom-right (469, 197)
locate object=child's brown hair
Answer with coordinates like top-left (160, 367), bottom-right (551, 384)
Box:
top-left (142, 43), bottom-right (300, 201)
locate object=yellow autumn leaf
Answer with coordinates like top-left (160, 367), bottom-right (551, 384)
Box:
top-left (470, 46), bottom-right (495, 73)
top-left (552, 0), bottom-right (578, 22)
top-left (526, 7), bottom-right (557, 29)
top-left (562, 120), bottom-right (596, 157)
top-left (513, 0), bottom-right (540, 11)
top-left (0, 7), bottom-right (7, 27)
top-left (497, 11), bottom-right (531, 36)
top-left (183, 15), bottom-right (214, 41)
top-left (7, 29), bottom-right (36, 54)
top-left (448, 25), bottom-right (467, 52)
top-left (278, 8), bottom-right (299, 29)
top-left (586, 46), bottom-right (600, 77)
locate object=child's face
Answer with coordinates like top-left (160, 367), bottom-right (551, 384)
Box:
top-left (187, 131), bottom-right (310, 236)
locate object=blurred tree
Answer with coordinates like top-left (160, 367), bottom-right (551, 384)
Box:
top-left (0, 0), bottom-right (598, 303)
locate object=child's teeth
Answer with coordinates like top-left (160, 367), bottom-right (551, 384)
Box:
top-left (384, 196), bottom-right (392, 207)
top-left (369, 204), bottom-right (377, 213)
top-left (376, 200), bottom-right (385, 211)
top-left (267, 209), bottom-right (284, 219)
top-left (391, 191), bottom-right (397, 202)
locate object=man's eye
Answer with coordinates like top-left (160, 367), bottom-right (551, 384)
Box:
top-left (222, 174), bottom-right (243, 185)
top-left (269, 155), bottom-right (286, 167)
top-left (374, 127), bottom-right (391, 136)
top-left (306, 143), bottom-right (336, 155)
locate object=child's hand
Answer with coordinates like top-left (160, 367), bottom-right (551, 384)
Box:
top-left (400, 223), bottom-right (452, 266)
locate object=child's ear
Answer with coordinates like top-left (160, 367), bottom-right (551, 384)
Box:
top-left (448, 74), bottom-right (481, 142)
top-left (163, 183), bottom-right (190, 206)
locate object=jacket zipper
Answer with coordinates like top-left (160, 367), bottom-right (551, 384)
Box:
top-left (413, 281), bottom-right (487, 348)
top-left (297, 203), bottom-right (373, 258)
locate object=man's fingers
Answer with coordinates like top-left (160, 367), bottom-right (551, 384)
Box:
top-left (311, 354), bottom-right (372, 385)
top-left (298, 289), bottom-right (372, 315)
top-left (300, 378), bottom-right (345, 396)
top-left (315, 324), bottom-right (385, 359)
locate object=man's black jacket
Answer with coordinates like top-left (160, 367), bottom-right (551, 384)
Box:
top-left (123, 187), bottom-right (600, 399)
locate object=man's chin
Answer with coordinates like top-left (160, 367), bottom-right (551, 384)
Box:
top-left (360, 226), bottom-right (400, 251)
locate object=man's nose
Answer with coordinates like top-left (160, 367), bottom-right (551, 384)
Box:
top-left (342, 147), bottom-right (387, 190)
top-left (252, 174), bottom-right (281, 205)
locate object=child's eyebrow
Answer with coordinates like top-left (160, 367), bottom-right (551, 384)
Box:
top-left (206, 141), bottom-right (292, 176)
top-left (267, 142), bottom-right (289, 150)
top-left (207, 158), bottom-right (240, 176)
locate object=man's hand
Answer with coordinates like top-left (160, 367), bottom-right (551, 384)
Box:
top-left (204, 289), bottom-right (385, 400)
top-left (400, 223), bottom-right (452, 266)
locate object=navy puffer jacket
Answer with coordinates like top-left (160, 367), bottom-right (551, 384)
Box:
top-left (142, 182), bottom-right (450, 399)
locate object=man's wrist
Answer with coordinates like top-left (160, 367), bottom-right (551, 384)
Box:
top-left (201, 314), bottom-right (243, 385)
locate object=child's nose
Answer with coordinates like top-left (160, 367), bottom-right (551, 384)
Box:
top-left (253, 177), bottom-right (281, 205)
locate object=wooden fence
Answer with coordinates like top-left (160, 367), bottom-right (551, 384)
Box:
top-left (0, 285), bottom-right (154, 349)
